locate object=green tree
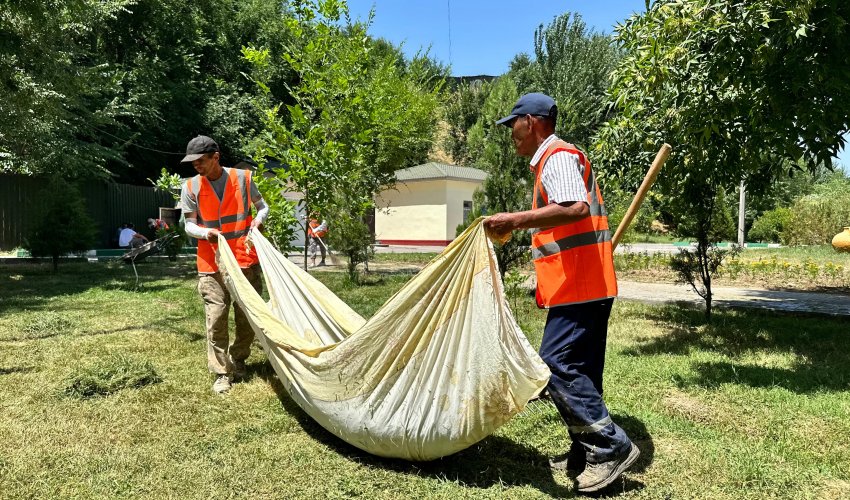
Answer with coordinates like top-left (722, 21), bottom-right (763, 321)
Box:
top-left (455, 13), bottom-right (619, 277)
top-left (443, 81), bottom-right (491, 166)
top-left (0, 0), bottom-right (134, 178)
top-left (84, 0), bottom-right (296, 183)
top-left (743, 162), bottom-right (832, 234)
top-left (597, 0), bottom-right (850, 319)
top-left (24, 178), bottom-right (97, 272)
top-left (749, 207), bottom-right (792, 243)
top-left (1, 0), bottom-right (296, 183)
top-left (465, 77), bottom-right (531, 278)
top-left (531, 13), bottom-right (620, 149)
top-left (246, 0), bottom-right (440, 281)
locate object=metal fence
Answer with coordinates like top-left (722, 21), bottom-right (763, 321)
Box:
top-left (0, 174), bottom-right (176, 250)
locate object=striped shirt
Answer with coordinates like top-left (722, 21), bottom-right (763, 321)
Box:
top-left (530, 134), bottom-right (588, 205)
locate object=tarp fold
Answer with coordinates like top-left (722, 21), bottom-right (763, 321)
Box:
top-left (217, 217), bottom-right (550, 460)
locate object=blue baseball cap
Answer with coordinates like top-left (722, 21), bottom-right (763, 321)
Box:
top-left (496, 93), bottom-right (558, 127)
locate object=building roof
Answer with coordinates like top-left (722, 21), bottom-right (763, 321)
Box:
top-left (395, 162), bottom-right (486, 182)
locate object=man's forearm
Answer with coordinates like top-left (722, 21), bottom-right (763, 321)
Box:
top-left (483, 201), bottom-right (590, 237)
top-left (184, 219), bottom-right (210, 240)
top-left (508, 202), bottom-right (590, 231)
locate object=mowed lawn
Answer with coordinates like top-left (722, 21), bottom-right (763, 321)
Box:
top-left (1, 260), bottom-right (849, 499)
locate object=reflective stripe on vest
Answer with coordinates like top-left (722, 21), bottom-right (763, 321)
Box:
top-left (187, 168), bottom-right (258, 273)
top-left (531, 140), bottom-right (617, 308)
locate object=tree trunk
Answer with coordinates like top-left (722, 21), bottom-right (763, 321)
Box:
top-left (697, 234), bottom-right (713, 322)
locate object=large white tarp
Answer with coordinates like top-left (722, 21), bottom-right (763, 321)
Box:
top-left (217, 218), bottom-right (550, 461)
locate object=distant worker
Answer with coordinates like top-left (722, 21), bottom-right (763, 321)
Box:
top-left (118, 223), bottom-right (149, 249)
top-left (114, 223), bottom-right (128, 248)
top-left (307, 216), bottom-right (328, 267)
top-left (179, 135), bottom-right (269, 394)
top-left (484, 93), bottom-right (638, 493)
top-left (148, 218), bottom-right (169, 231)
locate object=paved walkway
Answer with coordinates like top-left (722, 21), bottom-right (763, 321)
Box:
top-left (618, 280), bottom-right (850, 317)
top-left (294, 251), bottom-right (849, 317)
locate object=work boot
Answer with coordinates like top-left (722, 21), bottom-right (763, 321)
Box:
top-left (212, 374), bottom-right (232, 394)
top-left (576, 443), bottom-right (640, 493)
top-left (549, 445), bottom-right (586, 475)
top-left (231, 358), bottom-right (247, 382)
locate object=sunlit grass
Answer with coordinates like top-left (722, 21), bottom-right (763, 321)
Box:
top-left (1, 260), bottom-right (848, 498)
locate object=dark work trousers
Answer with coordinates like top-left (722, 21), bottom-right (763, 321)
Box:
top-left (539, 298), bottom-right (632, 463)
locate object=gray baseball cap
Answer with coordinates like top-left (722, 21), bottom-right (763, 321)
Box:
top-left (496, 93), bottom-right (558, 126)
top-left (181, 135), bottom-right (220, 163)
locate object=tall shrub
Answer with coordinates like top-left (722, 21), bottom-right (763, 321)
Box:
top-left (783, 174), bottom-right (850, 245)
top-left (25, 178), bottom-right (97, 271)
top-left (749, 207), bottom-right (792, 243)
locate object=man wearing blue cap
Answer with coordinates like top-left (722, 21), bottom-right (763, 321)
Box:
top-left (485, 93), bottom-right (638, 493)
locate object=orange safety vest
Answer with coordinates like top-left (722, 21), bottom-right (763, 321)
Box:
top-left (308, 219), bottom-right (328, 238)
top-left (185, 168), bottom-right (258, 273)
top-left (531, 140), bottom-right (618, 308)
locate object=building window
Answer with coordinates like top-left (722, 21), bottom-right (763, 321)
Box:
top-left (463, 200), bottom-right (472, 223)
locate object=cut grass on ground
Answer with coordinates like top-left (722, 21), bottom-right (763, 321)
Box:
top-left (1, 261), bottom-right (848, 499)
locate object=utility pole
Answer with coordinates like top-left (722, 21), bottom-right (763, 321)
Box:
top-left (738, 179), bottom-right (746, 247)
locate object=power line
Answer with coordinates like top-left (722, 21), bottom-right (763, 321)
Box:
top-left (88, 123), bottom-right (186, 156)
top-left (447, 0), bottom-right (453, 66)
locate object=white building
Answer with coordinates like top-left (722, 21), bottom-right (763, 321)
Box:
top-left (375, 163), bottom-right (486, 246)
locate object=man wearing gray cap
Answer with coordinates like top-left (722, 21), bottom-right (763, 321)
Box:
top-left (484, 93), bottom-right (638, 493)
top-left (179, 135), bottom-right (270, 394)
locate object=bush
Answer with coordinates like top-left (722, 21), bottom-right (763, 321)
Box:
top-left (62, 355), bottom-right (161, 399)
top-left (326, 209), bottom-right (374, 283)
top-left (605, 183), bottom-right (663, 244)
top-left (24, 177), bottom-right (97, 271)
top-left (749, 207), bottom-right (792, 243)
top-left (155, 226), bottom-right (187, 261)
top-left (782, 174), bottom-right (850, 246)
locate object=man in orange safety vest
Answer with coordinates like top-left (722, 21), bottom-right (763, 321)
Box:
top-left (179, 135), bottom-right (269, 395)
top-left (484, 93), bottom-right (638, 493)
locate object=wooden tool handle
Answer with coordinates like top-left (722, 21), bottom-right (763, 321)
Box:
top-left (611, 144), bottom-right (672, 250)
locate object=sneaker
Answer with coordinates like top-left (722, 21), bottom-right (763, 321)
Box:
top-left (317, 261), bottom-right (326, 267)
top-left (549, 446), bottom-right (586, 475)
top-left (212, 374), bottom-right (232, 394)
top-left (576, 443), bottom-right (640, 493)
top-left (231, 358), bottom-right (247, 382)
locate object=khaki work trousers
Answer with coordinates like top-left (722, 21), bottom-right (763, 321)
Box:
top-left (198, 265), bottom-right (263, 375)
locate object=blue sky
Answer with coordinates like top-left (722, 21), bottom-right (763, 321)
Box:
top-left (346, 0), bottom-right (848, 170)
top-left (346, 0), bottom-right (645, 76)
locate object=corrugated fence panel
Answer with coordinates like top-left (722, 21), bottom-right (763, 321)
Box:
top-left (0, 174), bottom-right (177, 250)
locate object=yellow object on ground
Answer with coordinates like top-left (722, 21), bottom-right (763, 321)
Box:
top-left (217, 218), bottom-right (551, 461)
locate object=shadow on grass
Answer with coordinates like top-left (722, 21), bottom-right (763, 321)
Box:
top-left (0, 261), bottom-right (197, 314)
top-left (0, 366), bottom-right (35, 376)
top-left (689, 361), bottom-right (849, 392)
top-left (614, 413), bottom-right (654, 476)
top-left (0, 313), bottom-right (202, 343)
top-left (622, 305), bottom-right (850, 393)
top-left (254, 363), bottom-right (647, 498)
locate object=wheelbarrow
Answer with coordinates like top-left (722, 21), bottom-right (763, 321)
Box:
top-left (121, 231), bottom-right (180, 287)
